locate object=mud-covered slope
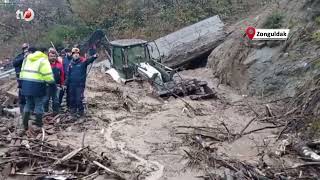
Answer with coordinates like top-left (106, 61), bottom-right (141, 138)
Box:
top-left (208, 0), bottom-right (320, 98)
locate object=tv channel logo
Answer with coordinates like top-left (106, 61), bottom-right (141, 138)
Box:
top-left (16, 8), bottom-right (35, 22)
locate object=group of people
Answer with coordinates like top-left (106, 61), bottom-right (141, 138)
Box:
top-left (12, 43), bottom-right (98, 135)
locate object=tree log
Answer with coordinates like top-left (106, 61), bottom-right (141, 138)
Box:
top-left (150, 16), bottom-right (226, 68)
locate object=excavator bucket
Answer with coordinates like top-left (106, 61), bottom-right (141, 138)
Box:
top-left (155, 78), bottom-right (217, 100)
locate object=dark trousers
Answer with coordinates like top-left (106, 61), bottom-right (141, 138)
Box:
top-left (44, 86), bottom-right (60, 114)
top-left (24, 96), bottom-right (44, 127)
top-left (24, 96), bottom-right (44, 114)
top-left (59, 89), bottom-right (64, 105)
top-left (68, 86), bottom-right (85, 113)
top-left (59, 86), bottom-right (70, 108)
top-left (18, 88), bottom-right (26, 114)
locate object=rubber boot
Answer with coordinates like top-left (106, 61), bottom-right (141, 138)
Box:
top-left (35, 114), bottom-right (43, 128)
top-left (22, 112), bottom-right (31, 130)
top-left (52, 102), bottom-right (59, 117)
top-left (70, 108), bottom-right (77, 115)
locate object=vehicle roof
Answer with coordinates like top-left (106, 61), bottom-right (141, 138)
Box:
top-left (110, 39), bottom-right (147, 47)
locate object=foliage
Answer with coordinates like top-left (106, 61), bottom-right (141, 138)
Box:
top-left (310, 119), bottom-right (320, 137)
top-left (312, 30), bottom-right (320, 42)
top-left (315, 16), bottom-right (320, 26)
top-left (0, 0), bottom-right (279, 57)
top-left (264, 11), bottom-right (284, 29)
top-left (69, 0), bottom-right (235, 39)
top-left (37, 25), bottom-right (91, 48)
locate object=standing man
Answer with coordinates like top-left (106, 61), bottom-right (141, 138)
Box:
top-left (66, 48), bottom-right (97, 117)
top-left (57, 49), bottom-right (66, 105)
top-left (62, 48), bottom-right (72, 107)
top-left (44, 52), bottom-right (65, 116)
top-left (19, 47), bottom-right (54, 134)
top-left (12, 43), bottom-right (29, 114)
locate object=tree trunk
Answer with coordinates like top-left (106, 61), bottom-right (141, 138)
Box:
top-left (150, 15), bottom-right (226, 68)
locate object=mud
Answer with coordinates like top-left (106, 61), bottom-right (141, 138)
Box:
top-left (43, 67), bottom-right (283, 179)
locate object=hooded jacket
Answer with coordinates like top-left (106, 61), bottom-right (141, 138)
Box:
top-left (20, 51), bottom-right (54, 96)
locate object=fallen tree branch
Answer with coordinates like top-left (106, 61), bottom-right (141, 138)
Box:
top-left (93, 161), bottom-right (125, 179)
top-left (239, 118), bottom-right (256, 137)
top-left (53, 147), bottom-right (85, 165)
top-left (242, 125), bottom-right (284, 136)
top-left (176, 132), bottom-right (223, 142)
top-left (276, 121), bottom-right (289, 141)
top-left (291, 162), bottom-right (320, 168)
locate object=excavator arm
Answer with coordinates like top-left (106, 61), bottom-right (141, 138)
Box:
top-left (78, 29), bottom-right (111, 59)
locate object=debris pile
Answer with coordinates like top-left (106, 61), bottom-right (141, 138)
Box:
top-left (182, 134), bottom-right (320, 179)
top-left (174, 89), bottom-right (320, 180)
top-left (0, 136), bottom-right (125, 179)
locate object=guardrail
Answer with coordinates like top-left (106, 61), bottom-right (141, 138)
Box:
top-left (0, 69), bottom-right (15, 79)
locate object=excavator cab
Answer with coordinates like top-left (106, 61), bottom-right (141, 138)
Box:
top-left (107, 39), bottom-right (172, 84)
top-left (110, 39), bottom-right (149, 80)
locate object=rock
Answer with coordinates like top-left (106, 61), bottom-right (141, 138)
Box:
top-left (282, 52), bottom-right (289, 58)
top-left (266, 41), bottom-right (281, 48)
top-left (252, 41), bottom-right (266, 49)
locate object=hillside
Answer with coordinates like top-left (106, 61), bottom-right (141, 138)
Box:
top-left (0, 0), bottom-right (277, 59)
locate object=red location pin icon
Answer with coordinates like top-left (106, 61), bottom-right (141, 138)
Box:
top-left (246, 26), bottom-right (256, 40)
top-left (24, 10), bottom-right (32, 19)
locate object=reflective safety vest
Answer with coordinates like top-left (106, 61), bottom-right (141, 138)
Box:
top-left (20, 51), bottom-right (54, 96)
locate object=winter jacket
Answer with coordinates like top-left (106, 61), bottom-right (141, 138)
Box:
top-left (12, 52), bottom-right (25, 88)
top-left (20, 51), bottom-right (54, 97)
top-left (12, 52), bottom-right (25, 77)
top-left (50, 60), bottom-right (65, 86)
top-left (66, 56), bottom-right (97, 88)
top-left (63, 56), bottom-right (72, 80)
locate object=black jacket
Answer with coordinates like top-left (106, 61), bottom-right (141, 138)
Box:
top-left (12, 53), bottom-right (25, 77)
top-left (12, 52), bottom-right (25, 88)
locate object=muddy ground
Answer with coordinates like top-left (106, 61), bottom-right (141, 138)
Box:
top-left (16, 66), bottom-right (285, 180)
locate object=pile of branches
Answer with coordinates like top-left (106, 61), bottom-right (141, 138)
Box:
top-left (0, 136), bottom-right (125, 179)
top-left (181, 134), bottom-right (320, 180)
top-left (175, 94), bottom-right (320, 179)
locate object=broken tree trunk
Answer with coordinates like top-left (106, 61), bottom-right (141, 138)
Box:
top-left (149, 15), bottom-right (226, 68)
top-left (294, 141), bottom-right (320, 161)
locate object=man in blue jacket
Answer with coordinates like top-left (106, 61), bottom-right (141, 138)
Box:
top-left (62, 48), bottom-right (72, 107)
top-left (66, 48), bottom-right (97, 117)
top-left (12, 43), bottom-right (29, 114)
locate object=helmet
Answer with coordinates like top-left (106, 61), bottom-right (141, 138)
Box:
top-left (72, 48), bottom-right (80, 54)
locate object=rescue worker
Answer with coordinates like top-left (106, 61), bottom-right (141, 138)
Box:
top-left (44, 52), bottom-right (64, 115)
top-left (12, 43), bottom-right (29, 114)
top-left (66, 48), bottom-right (97, 117)
top-left (19, 47), bottom-right (54, 134)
